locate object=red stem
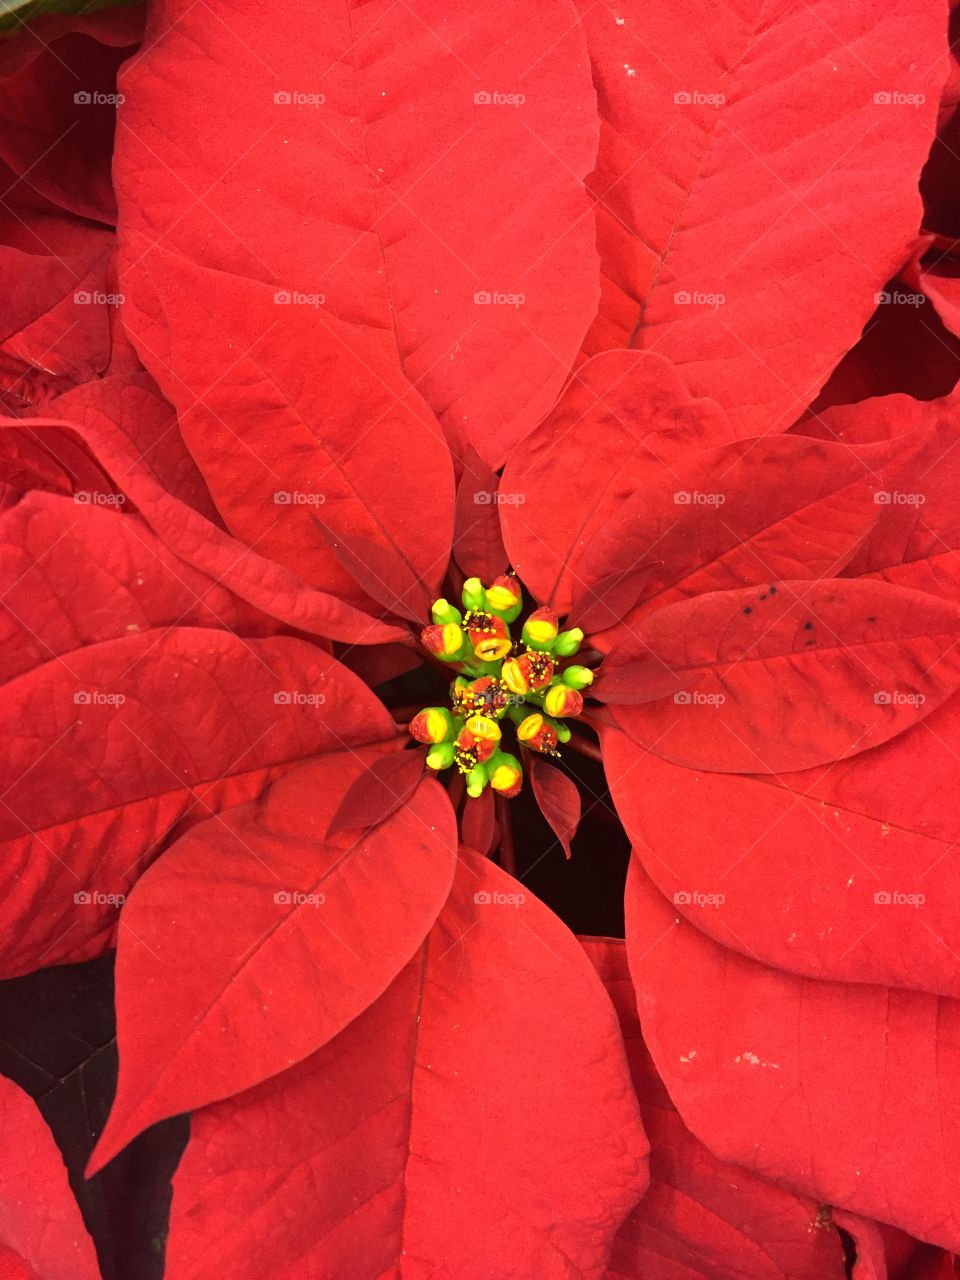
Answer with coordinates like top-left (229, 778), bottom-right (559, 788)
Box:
top-left (495, 795), bottom-right (518, 876)
top-left (447, 770), bottom-right (465, 813)
top-left (564, 732), bottom-right (603, 763)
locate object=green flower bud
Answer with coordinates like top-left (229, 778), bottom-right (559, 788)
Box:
top-left (461, 577), bottom-right (487, 611)
top-left (521, 607), bottom-right (559, 651)
top-left (431, 597), bottom-right (462, 626)
top-left (553, 627), bottom-right (584, 657)
top-left (561, 664), bottom-right (594, 690)
top-left (465, 761), bottom-right (488, 798)
top-left (426, 741), bottom-right (456, 771)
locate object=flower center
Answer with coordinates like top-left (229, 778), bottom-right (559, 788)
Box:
top-left (409, 574), bottom-right (594, 799)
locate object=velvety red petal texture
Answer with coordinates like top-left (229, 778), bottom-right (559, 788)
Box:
top-left (0, 1075), bottom-right (100, 1280)
top-left (603, 721), bottom-right (960, 997)
top-left (0, 630), bottom-right (393, 976)
top-left (163, 852), bottom-right (648, 1279)
top-left (500, 351), bottom-right (734, 613)
top-left (91, 752), bottom-right (456, 1171)
top-left (575, 0), bottom-right (948, 436)
top-left (113, 249), bottom-right (455, 621)
top-left (625, 858), bottom-right (960, 1250)
top-left (607, 579), bottom-right (960, 772)
top-left (113, 0), bottom-right (600, 466)
top-left (583, 937), bottom-right (848, 1280)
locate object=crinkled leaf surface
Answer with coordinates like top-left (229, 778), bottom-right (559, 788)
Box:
top-left (583, 937), bottom-right (847, 1280)
top-left (625, 859), bottom-right (960, 1249)
top-left (0, 629), bottom-right (393, 976)
top-left (118, 249), bottom-right (453, 621)
top-left (604, 711), bottom-right (960, 996)
top-left (0, 1075), bottom-right (100, 1280)
top-left (608, 579), bottom-right (960, 772)
top-left (114, 0), bottom-right (600, 465)
top-left (91, 752), bottom-right (455, 1171)
top-left (163, 852), bottom-right (648, 1279)
top-left (576, 0), bottom-right (947, 436)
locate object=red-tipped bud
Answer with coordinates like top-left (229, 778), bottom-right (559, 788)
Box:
top-left (486, 574), bottom-right (523, 621)
top-left (409, 707), bottom-right (455, 744)
top-left (463, 610), bottom-right (512, 662)
top-left (516, 712), bottom-right (559, 754)
top-left (522, 607), bottom-right (559, 650)
top-left (488, 751), bottom-right (523, 797)
top-left (543, 684), bottom-right (584, 719)
top-left (503, 649), bottom-right (554, 695)
top-left (455, 714), bottom-right (502, 769)
top-left (420, 622), bottom-right (465, 661)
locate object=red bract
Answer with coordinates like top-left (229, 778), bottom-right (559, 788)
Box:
top-left (0, 0), bottom-right (958, 1276)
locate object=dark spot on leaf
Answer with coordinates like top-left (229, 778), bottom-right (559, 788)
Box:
top-left (867, 615), bottom-right (877, 623)
top-left (805, 638), bottom-right (816, 646)
top-left (769, 584), bottom-right (777, 594)
top-left (743, 606), bottom-right (752, 614)
top-left (803, 621), bottom-right (813, 631)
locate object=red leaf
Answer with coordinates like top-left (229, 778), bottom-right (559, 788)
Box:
top-left (164, 853), bottom-right (648, 1279)
top-left (500, 351), bottom-right (734, 614)
top-left (118, 248), bottom-right (453, 622)
top-left (53, 373), bottom-right (221, 521)
top-left (114, 0), bottom-right (600, 465)
top-left (0, 629), bottom-right (394, 977)
top-left (592, 660), bottom-right (691, 706)
top-left (0, 491), bottom-right (276, 685)
top-left (0, 1075), bottom-right (100, 1280)
top-left (90, 752), bottom-right (456, 1173)
top-left (568, 563), bottom-right (657, 635)
top-left (582, 937), bottom-right (848, 1280)
top-left (603, 715), bottom-right (960, 997)
top-left (0, 12), bottom-right (142, 224)
top-left (326, 747), bottom-right (428, 836)
top-left (9, 409), bottom-right (405, 647)
top-left (529, 756), bottom-right (581, 859)
top-left (608, 579), bottom-right (960, 772)
top-left (584, 432), bottom-right (906, 642)
top-left (576, 0), bottom-right (948, 436)
top-left (453, 445), bottom-right (509, 582)
top-left (624, 859), bottom-right (960, 1249)
top-left (460, 787), bottom-right (497, 857)
top-left (0, 241), bottom-right (112, 390)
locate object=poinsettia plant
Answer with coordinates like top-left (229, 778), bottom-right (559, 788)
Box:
top-left (2, 1), bottom-right (960, 1277)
